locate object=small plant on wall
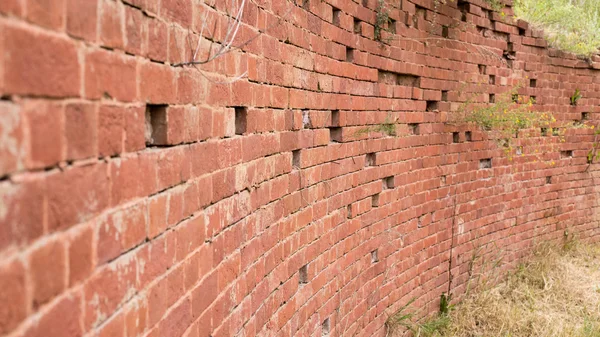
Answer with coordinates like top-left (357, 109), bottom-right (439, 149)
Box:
top-left (450, 81), bottom-right (594, 164)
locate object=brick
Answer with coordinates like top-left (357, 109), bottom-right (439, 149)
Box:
top-left (98, 104), bottom-right (124, 156)
top-left (66, 0), bottom-right (97, 40)
top-left (29, 239), bottom-right (66, 308)
top-left (158, 298), bottom-right (192, 337)
top-left (21, 292), bottom-right (82, 337)
top-left (124, 5), bottom-right (146, 55)
top-left (4, 24), bottom-right (80, 97)
top-left (47, 163), bottom-right (109, 232)
top-left (0, 177), bottom-right (45, 251)
top-left (0, 0), bottom-right (23, 16)
top-left (65, 102), bottom-right (97, 160)
top-left (0, 101), bottom-right (25, 176)
top-left (161, 0), bottom-right (192, 26)
top-left (146, 18), bottom-right (168, 62)
top-left (22, 100), bottom-right (63, 169)
top-left (68, 225), bottom-right (94, 286)
top-left (0, 259), bottom-right (27, 335)
top-left (85, 49), bottom-right (137, 101)
top-left (99, 0), bottom-right (125, 49)
top-left (124, 106), bottom-right (146, 152)
top-left (139, 61), bottom-right (176, 104)
top-left (26, 0), bottom-right (66, 30)
top-left (84, 257), bottom-right (136, 329)
top-left (97, 202), bottom-right (147, 264)
top-left (148, 193), bottom-right (168, 239)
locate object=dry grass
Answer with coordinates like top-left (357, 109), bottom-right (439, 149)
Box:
top-left (388, 240), bottom-right (600, 337)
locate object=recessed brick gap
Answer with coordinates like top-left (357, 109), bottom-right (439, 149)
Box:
top-left (519, 27), bottom-right (526, 36)
top-left (329, 127), bottom-right (342, 143)
top-left (478, 64), bottom-right (486, 74)
top-left (453, 132), bottom-right (460, 143)
top-left (366, 153), bottom-right (376, 166)
top-left (441, 91), bottom-right (448, 101)
top-left (530, 96), bottom-right (537, 104)
top-left (530, 78), bottom-right (537, 87)
top-left (145, 104), bottom-right (168, 145)
top-left (331, 110), bottom-right (340, 126)
top-left (489, 75), bottom-right (496, 85)
top-left (372, 193), bottom-right (380, 207)
top-left (388, 18), bottom-right (396, 34)
top-left (235, 107), bottom-right (248, 135)
top-left (408, 123), bottom-right (419, 135)
top-left (322, 317), bottom-right (330, 335)
top-left (465, 131), bottom-right (472, 141)
top-left (541, 127), bottom-right (548, 136)
top-left (426, 101), bottom-right (439, 112)
top-left (581, 112), bottom-right (589, 120)
top-left (383, 176), bottom-right (394, 189)
top-left (347, 205), bottom-right (352, 218)
top-left (332, 7), bottom-right (341, 26)
top-left (479, 158), bottom-right (492, 169)
top-left (561, 150), bottom-right (573, 158)
top-left (489, 94), bottom-right (496, 103)
top-left (292, 150), bottom-right (301, 167)
top-left (302, 0), bottom-right (310, 10)
top-left (442, 26), bottom-right (449, 38)
top-left (552, 127), bottom-right (559, 136)
top-left (371, 249), bottom-right (379, 263)
top-left (546, 176), bottom-right (552, 184)
top-left (354, 18), bottom-right (362, 33)
top-left (299, 264), bottom-right (308, 284)
top-left (346, 48), bottom-right (355, 62)
top-left (440, 175), bottom-right (446, 185)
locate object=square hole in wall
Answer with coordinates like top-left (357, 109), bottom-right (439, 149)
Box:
top-left (489, 94), bottom-right (496, 103)
top-left (322, 318), bottom-right (330, 335)
top-left (145, 104), bottom-right (168, 145)
top-left (489, 75), bottom-right (496, 85)
top-left (331, 110), bottom-right (340, 126)
top-left (384, 176), bottom-right (395, 189)
top-left (332, 7), bottom-right (341, 26)
top-left (512, 94), bottom-right (519, 103)
top-left (372, 193), bottom-right (380, 207)
top-left (440, 175), bottom-right (446, 185)
top-left (530, 96), bottom-right (537, 104)
top-left (465, 131), bottom-right (472, 141)
top-left (453, 132), bottom-right (460, 143)
top-left (408, 123), bottom-right (419, 135)
top-left (354, 18), bottom-right (362, 33)
top-left (561, 150), bottom-right (573, 158)
top-left (330, 127), bottom-right (342, 142)
top-left (479, 158), bottom-right (492, 169)
top-left (426, 101), bottom-right (439, 112)
top-left (582, 112), bottom-right (589, 120)
top-left (347, 205), bottom-right (352, 218)
top-left (371, 249), bottom-right (379, 263)
top-left (441, 91), bottom-right (448, 101)
top-left (292, 150), bottom-right (301, 167)
top-left (519, 27), bottom-right (526, 36)
top-left (516, 146), bottom-right (523, 156)
top-left (235, 107), bottom-right (248, 135)
top-left (552, 127), bottom-right (560, 136)
top-left (302, 0), bottom-right (310, 10)
top-left (299, 264), bottom-right (308, 284)
top-left (346, 48), bottom-right (355, 62)
top-left (442, 25), bottom-right (449, 38)
top-left (478, 64), bottom-right (486, 74)
top-left (546, 176), bottom-right (552, 184)
top-left (530, 78), bottom-right (537, 87)
top-left (388, 18), bottom-right (397, 34)
top-left (541, 127), bottom-right (549, 136)
top-left (366, 152), bottom-right (376, 166)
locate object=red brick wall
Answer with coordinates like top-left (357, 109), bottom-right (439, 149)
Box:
top-left (1, 0), bottom-right (599, 336)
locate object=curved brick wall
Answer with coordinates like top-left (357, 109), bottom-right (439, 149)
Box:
top-left (0, 0), bottom-right (599, 336)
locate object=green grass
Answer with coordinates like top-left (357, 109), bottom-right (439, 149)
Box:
top-left (514, 0), bottom-right (600, 56)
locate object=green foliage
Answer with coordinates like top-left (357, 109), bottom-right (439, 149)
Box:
top-left (514, 0), bottom-right (600, 56)
top-left (570, 88), bottom-right (582, 106)
top-left (353, 114), bottom-right (397, 138)
top-left (439, 293), bottom-right (453, 315)
top-left (374, 0), bottom-right (390, 42)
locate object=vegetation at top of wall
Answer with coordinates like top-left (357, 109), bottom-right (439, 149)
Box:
top-left (514, 0), bottom-right (600, 56)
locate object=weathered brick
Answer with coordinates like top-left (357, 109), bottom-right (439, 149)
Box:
top-left (29, 239), bottom-right (66, 307)
top-left (26, 0), bottom-right (66, 30)
top-left (0, 259), bottom-right (27, 335)
top-left (85, 49), bottom-right (137, 101)
top-left (66, 0), bottom-right (97, 40)
top-left (65, 102), bottom-right (97, 160)
top-left (4, 24), bottom-right (80, 97)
